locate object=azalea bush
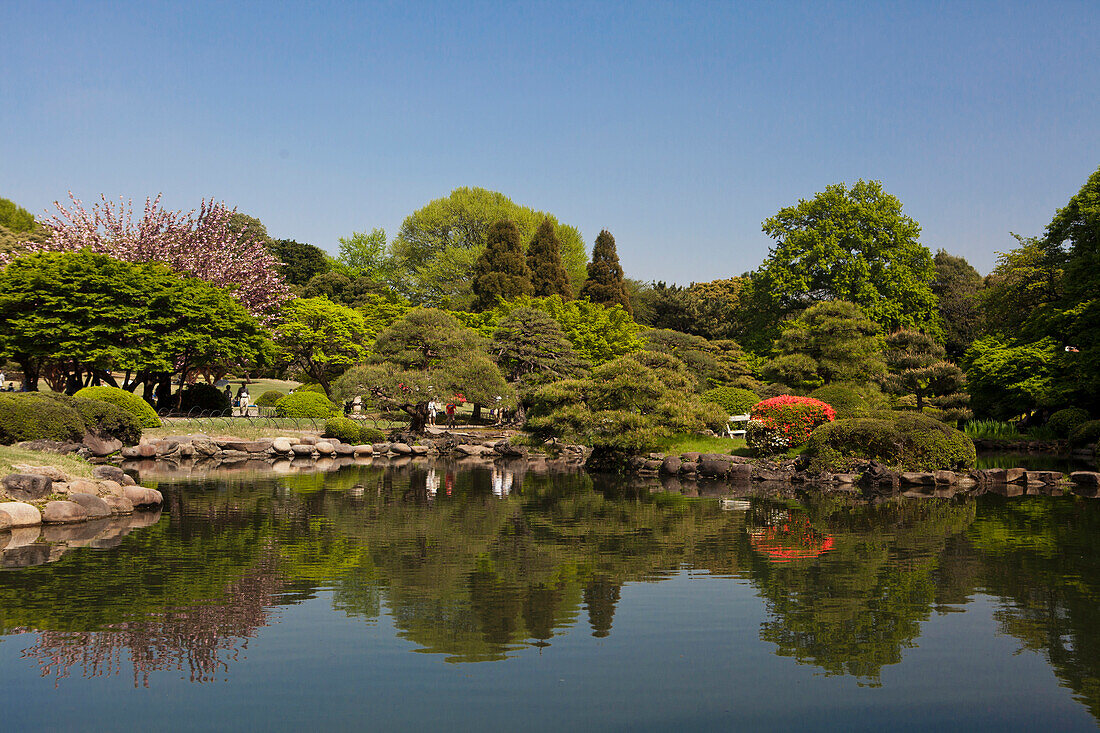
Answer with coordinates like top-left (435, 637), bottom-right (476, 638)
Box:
top-left (747, 394), bottom-right (837, 454)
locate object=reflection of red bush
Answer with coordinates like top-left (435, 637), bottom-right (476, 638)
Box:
top-left (749, 517), bottom-right (834, 563)
top-left (749, 395), bottom-right (836, 447)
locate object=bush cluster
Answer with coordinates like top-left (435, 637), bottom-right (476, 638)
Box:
top-left (805, 412), bottom-right (976, 472)
top-left (808, 382), bottom-right (888, 419)
top-left (0, 392), bottom-right (143, 447)
top-left (700, 386), bottom-right (758, 415)
top-left (178, 383), bottom-right (231, 414)
top-left (1069, 420), bottom-right (1100, 449)
top-left (322, 417), bottom-right (384, 444)
top-left (255, 390), bottom-right (285, 407)
top-left (1047, 407), bottom-right (1089, 439)
top-left (70, 397), bottom-right (143, 445)
top-left (73, 385), bottom-right (161, 428)
top-left (275, 391), bottom-right (338, 418)
top-left (747, 395), bottom-right (837, 454)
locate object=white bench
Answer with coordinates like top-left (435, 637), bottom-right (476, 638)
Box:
top-left (726, 413), bottom-right (750, 438)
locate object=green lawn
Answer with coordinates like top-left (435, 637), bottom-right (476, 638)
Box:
top-left (0, 444), bottom-right (95, 479)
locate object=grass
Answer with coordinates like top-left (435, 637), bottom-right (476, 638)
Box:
top-left (659, 433), bottom-right (748, 455)
top-left (0, 444), bottom-right (95, 479)
top-left (964, 419), bottom-right (1022, 440)
top-left (147, 415), bottom-right (409, 440)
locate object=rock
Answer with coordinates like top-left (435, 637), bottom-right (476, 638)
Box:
top-left (67, 479), bottom-right (99, 495)
top-left (728, 464), bottom-right (752, 482)
top-left (92, 465), bottom-right (127, 483)
top-left (81, 433), bottom-right (122, 456)
top-left (697, 459), bottom-right (731, 477)
top-left (192, 438), bottom-right (219, 456)
top-left (680, 461), bottom-right (698, 474)
top-left (123, 486), bottom-right (163, 507)
top-left (1004, 467), bottom-right (1027, 484)
top-left (681, 452), bottom-right (701, 463)
top-left (10, 464), bottom-right (69, 481)
top-left (455, 444), bottom-right (485, 456)
top-left (298, 436), bottom-right (318, 446)
top-left (98, 480), bottom-right (124, 497)
top-left (102, 495), bottom-right (134, 514)
top-left (353, 444), bottom-right (374, 456)
top-left (410, 444), bottom-right (429, 456)
top-left (1070, 472), bottom-right (1100, 487)
top-left (661, 456), bottom-right (682, 475)
top-left (984, 468), bottom-right (1007, 483)
top-left (2, 473), bottom-right (53, 501)
top-left (900, 472), bottom-right (935, 486)
top-left (121, 445), bottom-right (142, 458)
top-left (0, 511), bottom-right (10, 531)
top-left (315, 441), bottom-right (336, 454)
top-left (291, 444), bottom-right (315, 456)
top-left (67, 493), bottom-right (113, 519)
top-left (334, 443), bottom-right (356, 456)
top-left (391, 443), bottom-right (412, 455)
top-left (494, 442), bottom-right (528, 458)
top-left (833, 473), bottom-right (859, 485)
top-left (42, 500), bottom-right (89, 524)
top-left (120, 473), bottom-right (136, 486)
top-left (373, 442), bottom-right (391, 454)
top-left (272, 437), bottom-right (294, 453)
top-left (642, 459), bottom-right (663, 472)
top-left (155, 440), bottom-right (180, 456)
top-left (221, 439), bottom-right (273, 453)
top-left (754, 468), bottom-right (789, 482)
top-left (934, 471), bottom-right (956, 485)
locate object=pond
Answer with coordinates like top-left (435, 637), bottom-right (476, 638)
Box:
top-left (2, 459), bottom-right (1100, 731)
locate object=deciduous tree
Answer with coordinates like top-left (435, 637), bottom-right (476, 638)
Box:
top-left (274, 298), bottom-right (368, 397)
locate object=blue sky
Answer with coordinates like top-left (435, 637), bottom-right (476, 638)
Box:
top-left (3, 0), bottom-right (1098, 282)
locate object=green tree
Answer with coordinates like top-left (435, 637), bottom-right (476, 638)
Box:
top-left (757, 180), bottom-right (940, 336)
top-left (643, 328), bottom-right (756, 391)
top-left (489, 308), bottom-right (588, 392)
top-left (526, 218), bottom-right (573, 298)
top-left (274, 298), bottom-right (368, 398)
top-left (762, 301), bottom-right (885, 391)
top-left (580, 230), bottom-right (632, 315)
top-left (932, 250), bottom-right (985, 359)
top-left (269, 239), bottom-right (331, 286)
top-left (471, 220), bottom-right (534, 311)
top-left (0, 196), bottom-right (49, 257)
top-left (883, 330), bottom-right (971, 421)
top-left (335, 228), bottom-right (397, 284)
top-left (493, 295), bottom-right (643, 366)
top-left (964, 336), bottom-right (1067, 419)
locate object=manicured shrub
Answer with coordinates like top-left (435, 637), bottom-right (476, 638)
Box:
top-left (298, 383), bottom-right (326, 394)
top-left (1069, 420), bottom-right (1100, 449)
top-left (255, 390), bottom-right (285, 407)
top-left (747, 395), bottom-right (837, 454)
top-left (359, 426), bottom-right (386, 443)
top-left (0, 393), bottom-right (85, 445)
top-left (70, 397), bottom-right (143, 445)
top-left (808, 382), bottom-right (888, 420)
top-left (275, 391), bottom-right (338, 418)
top-left (323, 417), bottom-right (362, 443)
top-left (700, 386), bottom-right (758, 415)
top-left (805, 412), bottom-right (976, 472)
top-left (1047, 408), bottom-right (1089, 439)
top-left (74, 385), bottom-right (161, 428)
top-left (178, 383), bottom-right (231, 414)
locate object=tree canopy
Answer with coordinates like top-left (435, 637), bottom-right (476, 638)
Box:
top-left (274, 297), bottom-right (368, 397)
top-left (580, 230), bottom-right (632, 315)
top-left (269, 238), bottom-right (331, 286)
top-left (526, 218), bottom-right (573, 299)
top-left (471, 219), bottom-right (534, 311)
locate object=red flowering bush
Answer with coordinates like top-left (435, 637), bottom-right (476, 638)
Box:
top-left (747, 395), bottom-right (836, 454)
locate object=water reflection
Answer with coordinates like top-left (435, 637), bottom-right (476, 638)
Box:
top-left (0, 459), bottom-right (1099, 722)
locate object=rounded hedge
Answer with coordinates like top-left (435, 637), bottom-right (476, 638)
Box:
top-left (0, 393), bottom-right (86, 445)
top-left (178, 383), bottom-right (231, 414)
top-left (70, 396), bottom-right (143, 445)
top-left (255, 390), bottom-right (285, 407)
top-left (298, 383), bottom-right (326, 394)
top-left (805, 412), bottom-right (976, 472)
top-left (700, 386), bottom-right (758, 415)
top-left (323, 417), bottom-right (362, 444)
top-left (1069, 420), bottom-right (1100, 449)
top-left (1047, 407), bottom-right (1090, 439)
top-left (809, 382), bottom-right (888, 420)
top-left (275, 391), bottom-right (338, 418)
top-left (73, 385), bottom-right (161, 428)
top-left (360, 426), bottom-right (386, 443)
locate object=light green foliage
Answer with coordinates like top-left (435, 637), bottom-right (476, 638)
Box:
top-left (323, 416), bottom-right (365, 444)
top-left (964, 336), bottom-right (1066, 419)
top-left (0, 197), bottom-right (40, 233)
top-left (275, 391), bottom-right (339, 418)
top-left (700, 386), bottom-right (759, 415)
top-left (1046, 408), bottom-right (1089, 439)
top-left (494, 295), bottom-right (642, 366)
top-left (806, 412), bottom-right (976, 472)
top-left (274, 297), bottom-right (368, 397)
top-left (757, 180), bottom-right (940, 336)
top-left (763, 300), bottom-right (885, 390)
top-left (255, 390), bottom-right (285, 407)
top-left (643, 328), bottom-right (756, 391)
top-left (73, 385), bottom-right (161, 428)
top-left (335, 228), bottom-right (397, 284)
top-left (390, 188), bottom-right (587, 307)
top-left (808, 382), bottom-right (888, 419)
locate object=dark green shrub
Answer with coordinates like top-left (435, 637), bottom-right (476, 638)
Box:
top-left (0, 393), bottom-right (85, 445)
top-left (178, 383), bottom-right (231, 414)
top-left (809, 382), bottom-right (889, 419)
top-left (74, 385), bottom-right (161, 428)
top-left (256, 390), bottom-right (285, 407)
top-left (323, 417), bottom-right (361, 443)
top-left (70, 397), bottom-right (142, 445)
top-left (1069, 420), bottom-right (1100, 449)
top-left (700, 386), bottom-right (758, 415)
top-left (805, 412), bottom-right (976, 472)
top-left (275, 391), bottom-right (338, 418)
top-left (1047, 408), bottom-right (1089, 439)
top-left (359, 426), bottom-right (386, 443)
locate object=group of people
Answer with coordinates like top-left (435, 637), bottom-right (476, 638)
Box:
top-left (223, 384), bottom-right (251, 414)
top-left (426, 399), bottom-right (457, 428)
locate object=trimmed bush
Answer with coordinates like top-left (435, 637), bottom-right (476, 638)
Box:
top-left (255, 390), bottom-right (285, 407)
top-left (275, 391), bottom-right (338, 418)
top-left (1069, 420), bottom-right (1100, 449)
top-left (1047, 408), bottom-right (1089, 439)
top-left (805, 412), bottom-right (976, 472)
top-left (700, 386), bottom-right (758, 415)
top-left (359, 426), bottom-right (386, 443)
top-left (298, 383), bottom-right (326, 394)
top-left (178, 383), bottom-right (231, 414)
top-left (747, 395), bottom-right (837, 454)
top-left (323, 417), bottom-right (362, 443)
top-left (0, 392), bottom-right (86, 445)
top-left (808, 382), bottom-right (888, 420)
top-left (70, 397), bottom-right (142, 445)
top-left (73, 385), bottom-right (161, 428)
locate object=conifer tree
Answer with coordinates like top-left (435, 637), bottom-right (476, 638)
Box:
top-left (526, 218), bottom-right (573, 298)
top-left (471, 219), bottom-right (534, 311)
top-left (580, 229), bottom-right (632, 315)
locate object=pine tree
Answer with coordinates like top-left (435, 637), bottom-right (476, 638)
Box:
top-left (471, 219), bottom-right (533, 311)
top-left (526, 218), bottom-right (573, 298)
top-left (580, 229), bottom-right (632, 315)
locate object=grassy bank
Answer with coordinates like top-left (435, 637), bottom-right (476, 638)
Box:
top-left (0, 444), bottom-right (95, 479)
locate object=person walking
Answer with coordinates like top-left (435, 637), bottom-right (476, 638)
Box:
top-left (446, 402), bottom-right (456, 429)
top-left (427, 400), bottom-right (438, 427)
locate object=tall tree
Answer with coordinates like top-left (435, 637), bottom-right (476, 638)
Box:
top-left (580, 230), bottom-right (632, 315)
top-left (489, 308), bottom-right (588, 392)
top-left (756, 180), bottom-right (940, 336)
top-left (471, 220), bottom-right (533, 312)
top-left (269, 239), bottom-right (331, 286)
top-left (883, 329), bottom-right (971, 421)
top-left (335, 228), bottom-right (397, 285)
top-left (526, 218), bottom-right (573, 298)
top-left (274, 298), bottom-right (368, 398)
top-left (932, 250), bottom-right (984, 359)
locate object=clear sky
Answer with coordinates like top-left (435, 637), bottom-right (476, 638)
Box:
top-left (3, 0), bottom-right (1098, 282)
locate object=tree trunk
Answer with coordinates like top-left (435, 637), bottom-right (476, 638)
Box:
top-left (405, 401), bottom-right (429, 433)
top-left (472, 403), bottom-right (482, 422)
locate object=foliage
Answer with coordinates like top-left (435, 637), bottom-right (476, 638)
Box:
top-left (274, 391), bottom-right (338, 418)
top-left (70, 396), bottom-right (143, 445)
top-left (964, 336), bottom-right (1066, 419)
top-left (0, 193), bottom-right (291, 321)
top-left (933, 250), bottom-right (984, 358)
top-left (526, 218), bottom-right (573, 299)
top-left (493, 295), bottom-right (642, 366)
top-left (805, 412), bottom-right (976, 472)
top-left (255, 390), bottom-right (285, 407)
top-left (1069, 420), bottom-right (1100, 449)
top-left (1047, 408), bottom-right (1089, 439)
top-left (489, 308), bottom-right (588, 392)
top-left (274, 297), bottom-right (367, 397)
top-left (643, 328), bottom-right (756, 390)
top-left (747, 395), bottom-right (837, 453)
top-left (762, 300), bottom-right (885, 390)
top-left (633, 277), bottom-right (747, 343)
top-left (334, 228), bottom-right (397, 286)
top-left (756, 179), bottom-right (940, 336)
top-left (0, 197), bottom-right (40, 233)
top-left (323, 417), bottom-right (366, 444)
top-left (580, 230), bottom-right (632, 315)
top-left (808, 382), bottom-right (889, 419)
top-left (0, 392), bottom-right (86, 445)
top-left (963, 419), bottom-right (1022, 441)
top-left (178, 383), bottom-right (231, 414)
top-left (700, 386), bottom-right (759, 415)
top-left (471, 219), bottom-right (533, 311)
top-left (73, 385), bottom-right (161, 428)
top-left (268, 239), bottom-right (330, 286)
top-left (883, 329), bottom-right (971, 421)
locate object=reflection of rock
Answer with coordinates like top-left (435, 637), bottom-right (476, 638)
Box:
top-left (1, 542), bottom-right (54, 568)
top-left (42, 517), bottom-right (114, 545)
top-left (4, 525), bottom-right (40, 548)
top-left (126, 509), bottom-right (162, 528)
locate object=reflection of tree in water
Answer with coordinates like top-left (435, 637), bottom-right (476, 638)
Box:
top-left (21, 558), bottom-right (281, 687)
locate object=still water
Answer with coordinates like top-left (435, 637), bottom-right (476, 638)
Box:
top-left (2, 459), bottom-right (1099, 731)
